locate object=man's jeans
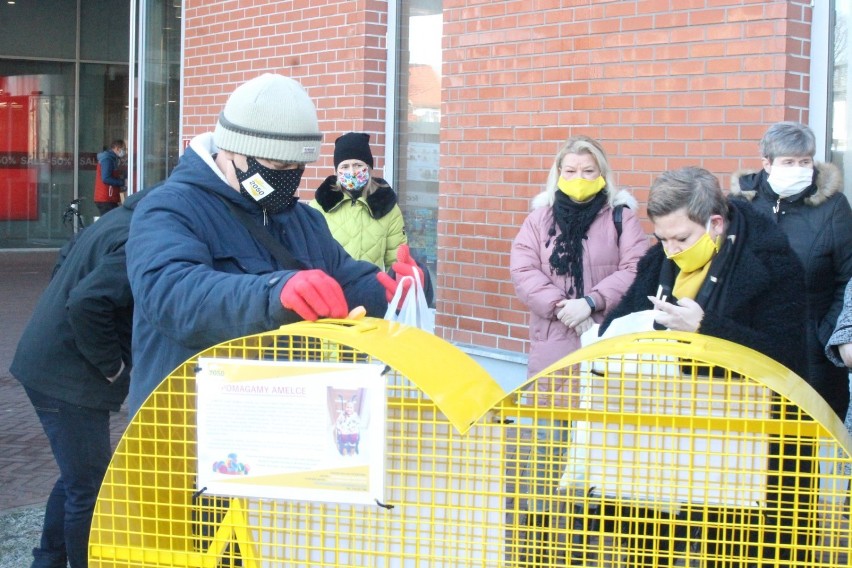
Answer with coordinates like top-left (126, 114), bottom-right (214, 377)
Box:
top-left (25, 387), bottom-right (112, 568)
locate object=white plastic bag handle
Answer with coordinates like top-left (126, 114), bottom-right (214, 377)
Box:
top-left (383, 275), bottom-right (414, 320)
top-left (383, 271), bottom-right (434, 333)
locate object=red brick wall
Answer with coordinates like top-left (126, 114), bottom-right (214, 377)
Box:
top-left (182, 0), bottom-right (389, 185)
top-left (181, 1), bottom-right (814, 360)
top-left (439, 0), bottom-right (813, 355)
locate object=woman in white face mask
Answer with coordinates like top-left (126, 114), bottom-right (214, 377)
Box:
top-left (731, 121), bottom-right (852, 423)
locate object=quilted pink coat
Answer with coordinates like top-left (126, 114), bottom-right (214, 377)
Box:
top-left (510, 193), bottom-right (648, 377)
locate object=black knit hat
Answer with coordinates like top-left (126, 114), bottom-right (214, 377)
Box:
top-left (334, 132), bottom-right (374, 169)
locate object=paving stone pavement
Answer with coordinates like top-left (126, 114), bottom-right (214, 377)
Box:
top-left (0, 250), bottom-right (129, 566)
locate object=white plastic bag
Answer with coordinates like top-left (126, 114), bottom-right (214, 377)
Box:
top-left (383, 272), bottom-right (435, 333)
top-left (580, 309), bottom-right (659, 347)
top-left (579, 310), bottom-right (676, 376)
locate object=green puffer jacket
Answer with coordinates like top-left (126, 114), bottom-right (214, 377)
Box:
top-left (310, 176), bottom-right (407, 271)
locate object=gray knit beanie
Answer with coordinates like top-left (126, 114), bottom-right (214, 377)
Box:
top-left (214, 73), bottom-right (322, 164)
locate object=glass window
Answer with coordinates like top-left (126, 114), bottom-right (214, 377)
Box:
top-left (393, 1), bottom-right (442, 290)
top-left (78, 63), bottom-right (130, 222)
top-left (0, 61), bottom-right (75, 247)
top-left (0, 0), bottom-right (76, 59)
top-left (829, 1), bottom-right (850, 196)
top-left (0, 1), bottom-right (137, 249)
top-left (80, 0), bottom-right (131, 62)
top-left (138, 0), bottom-right (182, 190)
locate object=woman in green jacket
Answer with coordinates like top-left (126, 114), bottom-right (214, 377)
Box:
top-left (310, 132), bottom-right (407, 272)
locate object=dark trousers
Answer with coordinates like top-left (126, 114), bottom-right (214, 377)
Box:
top-left (94, 201), bottom-right (119, 216)
top-left (25, 386), bottom-right (112, 568)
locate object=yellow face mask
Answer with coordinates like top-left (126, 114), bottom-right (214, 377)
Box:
top-left (557, 175), bottom-right (606, 202)
top-left (665, 222), bottom-right (721, 273)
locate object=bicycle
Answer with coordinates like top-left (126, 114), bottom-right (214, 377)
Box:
top-left (62, 198), bottom-right (87, 231)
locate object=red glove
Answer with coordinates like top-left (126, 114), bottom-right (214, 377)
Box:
top-left (280, 269), bottom-right (348, 321)
top-left (376, 244), bottom-right (425, 303)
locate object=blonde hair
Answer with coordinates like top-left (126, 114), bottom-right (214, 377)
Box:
top-left (532, 135), bottom-right (618, 209)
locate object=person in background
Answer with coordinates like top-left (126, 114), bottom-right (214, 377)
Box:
top-left (510, 134), bottom-right (648, 378)
top-left (600, 166), bottom-right (810, 567)
top-left (125, 73), bottom-right (419, 417)
top-left (731, 121), bottom-right (852, 420)
top-left (93, 139), bottom-right (127, 215)
top-left (826, 279), bottom-right (852, 369)
top-left (825, 278), bottom-right (852, 510)
top-left (9, 187), bottom-right (152, 568)
top-left (508, 134), bottom-right (647, 565)
top-left (310, 132), bottom-right (433, 306)
top-left (310, 132), bottom-right (407, 271)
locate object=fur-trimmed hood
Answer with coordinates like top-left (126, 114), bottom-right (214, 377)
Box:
top-left (730, 161), bottom-right (843, 208)
top-left (313, 175), bottom-right (398, 219)
top-left (609, 189), bottom-right (638, 210)
top-left (730, 159), bottom-right (852, 419)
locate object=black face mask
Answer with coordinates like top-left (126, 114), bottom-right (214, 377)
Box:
top-left (233, 157), bottom-right (304, 214)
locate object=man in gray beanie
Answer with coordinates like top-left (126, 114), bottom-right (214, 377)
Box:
top-left (125, 73), bottom-right (420, 416)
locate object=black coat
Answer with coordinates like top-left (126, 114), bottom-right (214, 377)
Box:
top-left (601, 199), bottom-right (808, 380)
top-left (732, 163), bottom-right (852, 418)
top-left (10, 189), bottom-right (150, 411)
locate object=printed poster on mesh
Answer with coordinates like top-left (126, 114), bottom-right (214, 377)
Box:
top-left (195, 358), bottom-right (386, 504)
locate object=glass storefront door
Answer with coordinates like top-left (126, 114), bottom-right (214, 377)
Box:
top-left (0, 0), bottom-right (133, 249)
top-left (0, 61), bottom-right (75, 247)
top-left (137, 0), bottom-right (182, 191)
top-left (829, 1), bottom-right (850, 195)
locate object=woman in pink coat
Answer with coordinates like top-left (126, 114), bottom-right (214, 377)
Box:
top-left (510, 135), bottom-right (648, 377)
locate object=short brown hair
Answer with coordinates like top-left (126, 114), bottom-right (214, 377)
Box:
top-left (648, 166), bottom-right (727, 224)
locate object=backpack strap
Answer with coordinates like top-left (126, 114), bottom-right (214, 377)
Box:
top-left (613, 204), bottom-right (625, 242)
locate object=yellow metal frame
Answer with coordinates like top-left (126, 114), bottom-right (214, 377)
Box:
top-left (90, 324), bottom-right (851, 567)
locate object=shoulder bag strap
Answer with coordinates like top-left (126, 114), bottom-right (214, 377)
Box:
top-left (612, 203), bottom-right (624, 243)
top-left (214, 194), bottom-right (306, 270)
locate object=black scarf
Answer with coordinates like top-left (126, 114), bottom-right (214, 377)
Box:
top-left (548, 190), bottom-right (607, 297)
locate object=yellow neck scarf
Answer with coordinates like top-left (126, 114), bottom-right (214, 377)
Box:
top-left (672, 261), bottom-right (713, 300)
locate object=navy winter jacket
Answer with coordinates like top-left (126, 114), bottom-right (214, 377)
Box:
top-left (126, 137), bottom-right (388, 414)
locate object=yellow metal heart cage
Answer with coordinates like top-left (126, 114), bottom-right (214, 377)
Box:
top-left (90, 319), bottom-right (851, 567)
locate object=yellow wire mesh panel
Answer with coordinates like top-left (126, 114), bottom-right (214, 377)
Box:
top-left (502, 332), bottom-right (851, 568)
top-left (90, 325), bottom-right (851, 567)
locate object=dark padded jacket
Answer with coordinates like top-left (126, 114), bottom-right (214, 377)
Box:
top-left (732, 163), bottom-right (852, 418)
top-left (601, 199), bottom-right (808, 381)
top-left (10, 189), bottom-right (150, 411)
